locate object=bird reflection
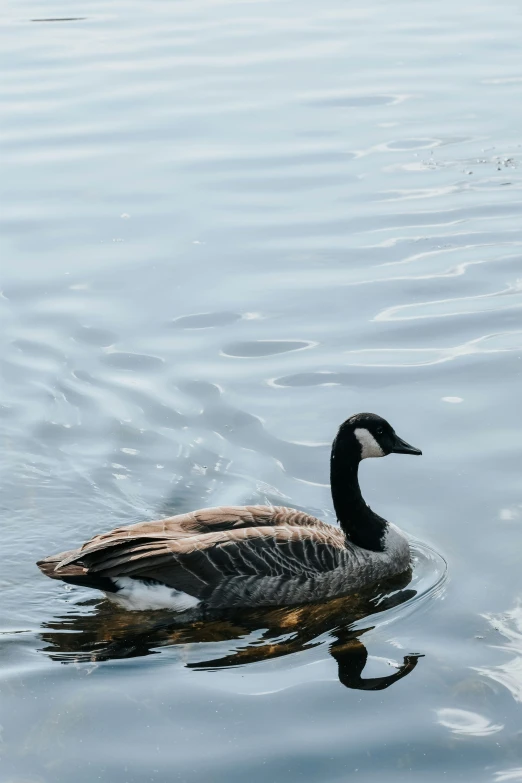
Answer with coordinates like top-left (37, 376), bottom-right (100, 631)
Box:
top-left (39, 570), bottom-right (422, 691)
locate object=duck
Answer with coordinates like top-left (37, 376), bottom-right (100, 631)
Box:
top-left (37, 412), bottom-right (422, 612)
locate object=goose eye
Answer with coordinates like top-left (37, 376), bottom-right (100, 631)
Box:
top-left (376, 428), bottom-right (383, 436)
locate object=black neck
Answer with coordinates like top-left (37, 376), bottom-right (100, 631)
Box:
top-left (330, 434), bottom-right (387, 552)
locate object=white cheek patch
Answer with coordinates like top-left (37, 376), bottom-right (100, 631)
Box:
top-left (354, 428), bottom-right (385, 459)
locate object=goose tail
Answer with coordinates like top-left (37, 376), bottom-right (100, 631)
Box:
top-left (36, 551), bottom-right (118, 593)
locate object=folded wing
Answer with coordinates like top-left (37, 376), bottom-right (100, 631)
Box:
top-left (41, 506), bottom-right (346, 603)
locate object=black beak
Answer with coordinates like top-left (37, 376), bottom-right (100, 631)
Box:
top-left (390, 434), bottom-right (422, 456)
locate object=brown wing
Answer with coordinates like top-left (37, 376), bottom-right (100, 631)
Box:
top-left (47, 507), bottom-right (346, 602)
top-left (55, 505), bottom-right (329, 569)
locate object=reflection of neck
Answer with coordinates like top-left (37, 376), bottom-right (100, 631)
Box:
top-left (330, 437), bottom-right (387, 552)
top-left (331, 637), bottom-right (421, 691)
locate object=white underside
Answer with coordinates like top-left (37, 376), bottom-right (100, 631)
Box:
top-left (108, 577), bottom-right (201, 611)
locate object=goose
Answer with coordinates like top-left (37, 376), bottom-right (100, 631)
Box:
top-left (37, 412), bottom-right (422, 611)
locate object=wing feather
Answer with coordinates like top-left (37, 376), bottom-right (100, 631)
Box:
top-left (47, 505), bottom-right (347, 604)
top-left (55, 505), bottom-right (329, 568)
top-left (54, 523), bottom-right (345, 586)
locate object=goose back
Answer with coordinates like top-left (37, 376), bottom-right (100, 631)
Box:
top-left (37, 505), bottom-right (410, 609)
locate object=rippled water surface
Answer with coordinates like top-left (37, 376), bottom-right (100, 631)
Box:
top-left (3, 0), bottom-right (522, 780)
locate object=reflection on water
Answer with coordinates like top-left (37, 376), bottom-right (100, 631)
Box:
top-left (40, 545), bottom-right (445, 693)
top-left (436, 708), bottom-right (503, 737)
top-left (3, 0), bottom-right (522, 778)
top-left (476, 604), bottom-right (522, 703)
top-left (495, 769), bottom-right (522, 783)
top-left (40, 579), bottom-right (420, 690)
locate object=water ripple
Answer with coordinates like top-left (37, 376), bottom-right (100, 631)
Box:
top-left (3, 0), bottom-right (522, 777)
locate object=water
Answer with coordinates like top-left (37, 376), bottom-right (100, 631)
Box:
top-left (2, 0), bottom-right (522, 779)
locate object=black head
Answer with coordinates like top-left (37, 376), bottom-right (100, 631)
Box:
top-left (337, 413), bottom-right (422, 461)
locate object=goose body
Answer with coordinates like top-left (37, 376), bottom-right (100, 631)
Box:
top-left (37, 413), bottom-right (422, 611)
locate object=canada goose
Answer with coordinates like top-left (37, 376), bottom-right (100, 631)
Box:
top-left (37, 412), bottom-right (422, 611)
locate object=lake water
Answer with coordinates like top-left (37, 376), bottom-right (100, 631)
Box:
top-left (2, 0), bottom-right (522, 780)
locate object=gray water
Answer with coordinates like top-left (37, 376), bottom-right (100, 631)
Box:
top-left (2, 0), bottom-right (522, 780)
